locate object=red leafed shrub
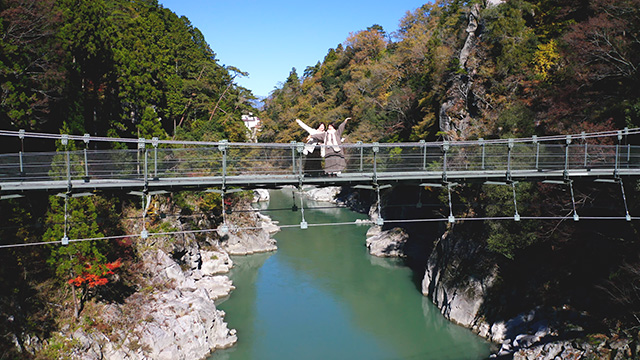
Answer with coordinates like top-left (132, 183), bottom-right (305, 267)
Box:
top-left (67, 259), bottom-right (122, 288)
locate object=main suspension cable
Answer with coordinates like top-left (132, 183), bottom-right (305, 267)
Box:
top-left (0, 215), bottom-right (635, 249)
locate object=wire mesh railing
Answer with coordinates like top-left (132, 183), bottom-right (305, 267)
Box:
top-left (1, 129), bottom-right (640, 190)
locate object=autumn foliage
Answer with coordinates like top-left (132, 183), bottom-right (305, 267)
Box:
top-left (67, 259), bottom-right (122, 288)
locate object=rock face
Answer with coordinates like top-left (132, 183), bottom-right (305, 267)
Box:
top-left (304, 186), bottom-right (341, 203)
top-left (219, 227), bottom-right (277, 255)
top-left (252, 189), bottom-right (270, 203)
top-left (422, 229), bottom-right (499, 331)
top-left (218, 205), bottom-right (279, 255)
top-left (366, 227), bottom-right (409, 258)
top-left (418, 226), bottom-right (638, 358)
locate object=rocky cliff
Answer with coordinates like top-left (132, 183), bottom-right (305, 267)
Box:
top-left (69, 247), bottom-right (237, 360)
top-left (419, 222), bottom-right (640, 359)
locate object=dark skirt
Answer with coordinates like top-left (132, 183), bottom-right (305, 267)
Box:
top-left (303, 149), bottom-right (324, 176)
top-left (324, 148), bottom-right (346, 173)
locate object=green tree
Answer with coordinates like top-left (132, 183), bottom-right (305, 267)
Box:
top-left (0, 0), bottom-right (65, 135)
top-left (43, 194), bottom-right (111, 317)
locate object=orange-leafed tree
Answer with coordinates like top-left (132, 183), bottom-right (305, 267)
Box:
top-left (43, 194), bottom-right (125, 318)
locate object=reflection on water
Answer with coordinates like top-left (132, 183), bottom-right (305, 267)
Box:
top-left (210, 188), bottom-right (491, 360)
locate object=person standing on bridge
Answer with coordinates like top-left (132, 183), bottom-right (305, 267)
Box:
top-left (309, 117), bottom-right (350, 176)
top-left (295, 119), bottom-right (325, 154)
top-left (295, 119), bottom-right (326, 176)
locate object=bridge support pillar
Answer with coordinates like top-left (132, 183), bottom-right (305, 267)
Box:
top-left (478, 138), bottom-right (485, 170)
top-left (532, 135), bottom-right (540, 171)
top-left (372, 143), bottom-right (379, 184)
top-left (218, 140), bottom-right (228, 188)
top-left (564, 135), bottom-right (572, 179)
top-left (152, 137), bottom-right (159, 180)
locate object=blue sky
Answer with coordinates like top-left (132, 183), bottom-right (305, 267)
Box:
top-left (158, 1), bottom-right (427, 97)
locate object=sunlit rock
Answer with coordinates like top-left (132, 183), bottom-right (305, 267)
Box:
top-left (366, 227), bottom-right (409, 258)
top-left (304, 186), bottom-right (341, 203)
top-left (252, 189), bottom-right (270, 202)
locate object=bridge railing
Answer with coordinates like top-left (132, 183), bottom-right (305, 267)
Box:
top-left (1, 129), bottom-right (640, 188)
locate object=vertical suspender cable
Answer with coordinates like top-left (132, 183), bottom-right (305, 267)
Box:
top-left (512, 182), bottom-right (520, 221)
top-left (447, 183), bottom-right (455, 223)
top-left (19, 129), bottom-right (25, 175)
top-left (619, 179), bottom-right (632, 221)
top-left (569, 180), bottom-right (579, 221)
top-left (298, 186), bottom-right (308, 229)
top-left (83, 134), bottom-right (90, 181)
top-left (62, 193), bottom-right (69, 245)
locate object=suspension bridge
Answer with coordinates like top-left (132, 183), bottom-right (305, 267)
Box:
top-left (1, 128), bottom-right (640, 193)
top-left (1, 128), bottom-right (640, 247)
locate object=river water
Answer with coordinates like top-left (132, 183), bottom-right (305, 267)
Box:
top-left (209, 188), bottom-right (491, 360)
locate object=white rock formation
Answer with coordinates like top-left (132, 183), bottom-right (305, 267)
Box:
top-left (70, 248), bottom-right (237, 360)
top-left (366, 227), bottom-right (409, 258)
top-left (304, 186), bottom-right (341, 203)
top-left (219, 227), bottom-right (277, 255)
top-left (486, 0), bottom-right (505, 7)
top-left (217, 202), bottom-right (279, 255)
top-left (252, 189), bottom-right (270, 203)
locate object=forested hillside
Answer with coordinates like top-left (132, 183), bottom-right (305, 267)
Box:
top-left (0, 0), bottom-right (253, 357)
top-left (261, 0), bottom-right (639, 143)
top-left (1, 0), bottom-right (254, 146)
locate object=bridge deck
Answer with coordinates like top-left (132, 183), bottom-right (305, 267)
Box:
top-left (2, 129), bottom-right (640, 194)
top-left (2, 168), bottom-right (640, 193)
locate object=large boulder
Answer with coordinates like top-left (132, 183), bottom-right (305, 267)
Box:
top-left (421, 229), bottom-right (499, 331)
top-left (217, 205), bottom-right (279, 255)
top-left (304, 186), bottom-right (341, 203)
top-left (252, 189), bottom-right (270, 203)
top-left (366, 227), bottom-right (409, 258)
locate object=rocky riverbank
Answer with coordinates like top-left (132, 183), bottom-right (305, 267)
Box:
top-left (69, 247), bottom-right (238, 360)
top-left (419, 226), bottom-right (640, 359)
top-left (62, 191), bottom-right (280, 360)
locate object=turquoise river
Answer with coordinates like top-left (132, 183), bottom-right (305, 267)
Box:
top-left (209, 188), bottom-right (492, 360)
